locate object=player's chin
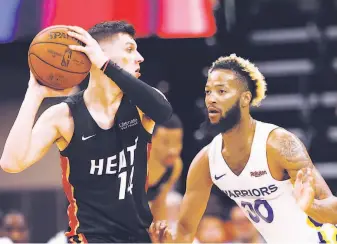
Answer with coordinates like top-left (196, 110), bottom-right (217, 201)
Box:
top-left (208, 113), bottom-right (221, 123)
top-left (162, 161), bottom-right (175, 167)
top-left (135, 71), bottom-right (141, 78)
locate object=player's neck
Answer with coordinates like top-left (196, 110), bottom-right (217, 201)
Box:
top-left (221, 115), bottom-right (256, 150)
top-left (86, 70), bottom-right (122, 106)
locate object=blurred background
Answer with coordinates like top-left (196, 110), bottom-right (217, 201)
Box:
top-left (0, 0), bottom-right (336, 242)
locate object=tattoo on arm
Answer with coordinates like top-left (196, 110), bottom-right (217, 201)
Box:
top-left (277, 132), bottom-right (331, 200)
top-left (278, 134), bottom-right (311, 167)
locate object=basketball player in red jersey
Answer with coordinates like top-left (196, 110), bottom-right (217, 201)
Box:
top-left (150, 54), bottom-right (337, 243)
top-left (1, 21), bottom-right (172, 243)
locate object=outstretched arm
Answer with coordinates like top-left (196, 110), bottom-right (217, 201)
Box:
top-left (0, 74), bottom-right (71, 173)
top-left (174, 146), bottom-right (213, 242)
top-left (268, 128), bottom-right (337, 224)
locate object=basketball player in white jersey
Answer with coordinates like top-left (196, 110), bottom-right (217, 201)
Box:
top-left (150, 54), bottom-right (337, 243)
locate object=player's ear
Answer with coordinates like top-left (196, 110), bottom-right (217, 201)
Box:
top-left (240, 91), bottom-right (252, 108)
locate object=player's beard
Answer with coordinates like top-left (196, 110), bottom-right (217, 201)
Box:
top-left (207, 100), bottom-right (241, 134)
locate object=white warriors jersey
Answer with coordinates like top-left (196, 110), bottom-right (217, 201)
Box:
top-left (208, 121), bottom-right (335, 243)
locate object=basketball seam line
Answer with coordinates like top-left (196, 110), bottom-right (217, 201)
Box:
top-left (29, 26), bottom-right (72, 48)
top-left (29, 42), bottom-right (84, 48)
top-left (29, 53), bottom-right (90, 74)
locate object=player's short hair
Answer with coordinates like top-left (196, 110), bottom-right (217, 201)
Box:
top-left (208, 54), bottom-right (267, 107)
top-left (153, 113), bottom-right (183, 134)
top-left (88, 20), bottom-right (136, 43)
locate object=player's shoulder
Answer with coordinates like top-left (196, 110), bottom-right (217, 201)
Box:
top-left (266, 126), bottom-right (306, 162)
top-left (191, 145), bottom-right (210, 169)
top-left (44, 102), bottom-right (71, 118)
top-left (188, 145), bottom-right (212, 185)
top-left (40, 102), bottom-right (72, 130)
top-left (267, 127), bottom-right (299, 149)
top-left (44, 102), bottom-right (74, 146)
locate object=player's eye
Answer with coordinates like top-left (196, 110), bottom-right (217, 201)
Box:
top-left (205, 90), bottom-right (210, 95)
top-left (126, 47), bottom-right (133, 52)
top-left (219, 89), bottom-right (226, 94)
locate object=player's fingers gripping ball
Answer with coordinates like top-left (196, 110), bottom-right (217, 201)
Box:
top-left (28, 25), bottom-right (91, 90)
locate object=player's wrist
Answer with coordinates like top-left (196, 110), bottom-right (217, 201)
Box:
top-left (100, 59), bottom-right (110, 72)
top-left (97, 56), bottom-right (110, 70)
top-left (24, 88), bottom-right (45, 104)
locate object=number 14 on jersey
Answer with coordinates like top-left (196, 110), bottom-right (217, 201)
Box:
top-left (118, 166), bottom-right (134, 200)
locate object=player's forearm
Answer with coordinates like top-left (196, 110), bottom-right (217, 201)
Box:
top-left (0, 90), bottom-right (43, 172)
top-left (150, 201), bottom-right (167, 221)
top-left (174, 222), bottom-right (195, 243)
top-left (102, 61), bottom-right (172, 123)
top-left (306, 196), bottom-right (337, 224)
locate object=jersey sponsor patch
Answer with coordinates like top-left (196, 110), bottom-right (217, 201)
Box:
top-left (250, 170), bottom-right (267, 177)
top-left (119, 118), bottom-right (138, 130)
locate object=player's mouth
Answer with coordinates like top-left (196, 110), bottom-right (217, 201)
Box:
top-left (164, 155), bottom-right (177, 164)
top-left (207, 106), bottom-right (221, 119)
top-left (135, 68), bottom-right (141, 78)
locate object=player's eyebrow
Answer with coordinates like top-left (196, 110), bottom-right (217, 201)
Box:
top-left (126, 42), bottom-right (137, 49)
top-left (205, 83), bottom-right (227, 88)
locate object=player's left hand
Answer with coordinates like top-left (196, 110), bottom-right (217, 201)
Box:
top-left (293, 168), bottom-right (315, 212)
top-left (149, 220), bottom-right (173, 243)
top-left (67, 26), bottom-right (109, 69)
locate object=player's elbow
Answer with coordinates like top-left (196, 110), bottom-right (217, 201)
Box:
top-left (0, 158), bottom-right (25, 173)
top-left (156, 102), bottom-right (173, 124)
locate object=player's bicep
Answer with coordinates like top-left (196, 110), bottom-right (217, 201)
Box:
top-left (269, 128), bottom-right (332, 199)
top-left (23, 107), bottom-right (61, 168)
top-left (178, 147), bottom-right (213, 235)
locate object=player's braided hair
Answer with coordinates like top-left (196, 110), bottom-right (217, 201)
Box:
top-left (208, 54), bottom-right (267, 107)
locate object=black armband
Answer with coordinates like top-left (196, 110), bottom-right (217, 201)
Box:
top-left (102, 60), bottom-right (172, 123)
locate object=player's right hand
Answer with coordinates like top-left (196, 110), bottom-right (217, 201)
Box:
top-left (27, 71), bottom-right (74, 98)
top-left (149, 221), bottom-right (173, 243)
top-left (293, 168), bottom-right (315, 212)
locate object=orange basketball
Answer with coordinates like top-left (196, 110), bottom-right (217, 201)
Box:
top-left (28, 25), bottom-right (92, 90)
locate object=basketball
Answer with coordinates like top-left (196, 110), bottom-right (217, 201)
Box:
top-left (28, 25), bottom-right (92, 90)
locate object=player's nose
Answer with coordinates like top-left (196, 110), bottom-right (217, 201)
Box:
top-left (136, 51), bottom-right (144, 63)
top-left (205, 93), bottom-right (217, 105)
